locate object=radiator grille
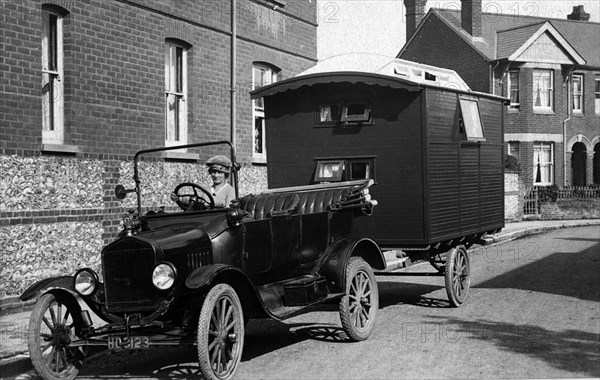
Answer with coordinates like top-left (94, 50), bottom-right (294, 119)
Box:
top-left (102, 240), bottom-right (160, 312)
top-left (187, 250), bottom-right (211, 270)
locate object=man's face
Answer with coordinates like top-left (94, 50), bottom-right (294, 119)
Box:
top-left (210, 169), bottom-right (225, 185)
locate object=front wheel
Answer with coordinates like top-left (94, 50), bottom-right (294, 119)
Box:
top-left (445, 245), bottom-right (471, 307)
top-left (28, 292), bottom-right (84, 380)
top-left (339, 257), bottom-right (379, 341)
top-left (197, 284), bottom-right (245, 380)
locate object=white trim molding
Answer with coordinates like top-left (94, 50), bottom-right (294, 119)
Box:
top-left (505, 133), bottom-right (563, 143)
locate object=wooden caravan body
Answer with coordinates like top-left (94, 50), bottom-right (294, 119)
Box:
top-left (252, 56), bottom-right (507, 250)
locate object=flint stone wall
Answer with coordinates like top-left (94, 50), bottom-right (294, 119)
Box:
top-left (0, 154), bottom-right (267, 298)
top-left (504, 172), bottom-right (523, 221)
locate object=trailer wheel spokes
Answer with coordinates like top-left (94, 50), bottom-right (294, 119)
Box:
top-left (445, 246), bottom-right (471, 307)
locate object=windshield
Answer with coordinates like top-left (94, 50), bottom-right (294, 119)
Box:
top-left (115, 141), bottom-right (238, 217)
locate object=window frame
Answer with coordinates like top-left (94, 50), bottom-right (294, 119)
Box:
top-left (507, 141), bottom-right (520, 161)
top-left (313, 156), bottom-right (376, 183)
top-left (594, 75), bottom-right (600, 115)
top-left (458, 96), bottom-right (485, 142)
top-left (252, 63), bottom-right (279, 163)
top-left (533, 142), bottom-right (554, 186)
top-left (165, 41), bottom-right (188, 148)
top-left (507, 70), bottom-right (520, 109)
top-left (533, 69), bottom-right (554, 112)
top-left (42, 7), bottom-right (65, 145)
top-left (572, 73), bottom-right (584, 114)
top-left (315, 100), bottom-right (373, 127)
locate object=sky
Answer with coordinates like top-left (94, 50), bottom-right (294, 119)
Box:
top-left (316, 0), bottom-right (600, 59)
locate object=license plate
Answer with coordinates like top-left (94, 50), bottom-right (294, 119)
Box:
top-left (107, 336), bottom-right (149, 350)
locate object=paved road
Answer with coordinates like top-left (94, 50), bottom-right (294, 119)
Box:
top-left (10, 226), bottom-right (600, 379)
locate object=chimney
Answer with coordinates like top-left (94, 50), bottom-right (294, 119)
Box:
top-left (405, 0), bottom-right (427, 39)
top-left (567, 5), bottom-right (590, 21)
top-left (461, 0), bottom-right (482, 37)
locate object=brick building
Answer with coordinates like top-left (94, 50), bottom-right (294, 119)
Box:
top-left (399, 1), bottom-right (600, 188)
top-left (0, 0), bottom-right (317, 298)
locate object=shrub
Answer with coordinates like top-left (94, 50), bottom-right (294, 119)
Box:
top-left (504, 155), bottom-right (520, 172)
top-left (537, 185), bottom-right (558, 202)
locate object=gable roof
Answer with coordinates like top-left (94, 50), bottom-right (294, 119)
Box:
top-left (497, 21), bottom-right (586, 64)
top-left (400, 8), bottom-right (599, 67)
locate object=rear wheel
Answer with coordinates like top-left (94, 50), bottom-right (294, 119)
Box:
top-left (445, 246), bottom-right (471, 307)
top-left (28, 292), bottom-right (84, 380)
top-left (339, 257), bottom-right (379, 341)
top-left (197, 284), bottom-right (245, 380)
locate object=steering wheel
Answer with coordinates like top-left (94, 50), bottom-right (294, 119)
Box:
top-left (172, 182), bottom-right (215, 211)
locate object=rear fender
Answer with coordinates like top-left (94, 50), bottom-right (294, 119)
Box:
top-left (318, 238), bottom-right (385, 293)
top-left (185, 265), bottom-right (267, 319)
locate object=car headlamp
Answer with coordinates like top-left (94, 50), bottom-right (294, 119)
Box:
top-left (152, 263), bottom-right (176, 290)
top-left (73, 268), bottom-right (99, 296)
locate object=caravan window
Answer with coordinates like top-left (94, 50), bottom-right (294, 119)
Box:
top-left (316, 101), bottom-right (372, 127)
top-left (314, 160), bottom-right (344, 182)
top-left (341, 103), bottom-right (371, 123)
top-left (459, 97), bottom-right (485, 141)
top-left (314, 157), bottom-right (375, 183)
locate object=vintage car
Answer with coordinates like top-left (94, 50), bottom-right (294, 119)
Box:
top-left (20, 141), bottom-right (384, 380)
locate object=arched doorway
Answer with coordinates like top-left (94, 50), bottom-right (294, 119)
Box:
top-left (594, 143), bottom-right (600, 185)
top-left (571, 142), bottom-right (587, 186)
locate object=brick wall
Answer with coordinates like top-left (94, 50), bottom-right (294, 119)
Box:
top-left (1, 0), bottom-right (317, 160)
top-left (399, 14), bottom-right (490, 93)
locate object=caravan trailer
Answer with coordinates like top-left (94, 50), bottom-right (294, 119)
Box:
top-left (252, 55), bottom-right (508, 307)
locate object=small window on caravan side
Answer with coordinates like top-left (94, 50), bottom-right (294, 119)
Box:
top-left (314, 157), bottom-right (375, 183)
top-left (341, 102), bottom-right (371, 123)
top-left (314, 160), bottom-right (344, 182)
top-left (316, 101), bottom-right (372, 127)
top-left (349, 161), bottom-right (370, 180)
top-left (458, 97), bottom-right (485, 142)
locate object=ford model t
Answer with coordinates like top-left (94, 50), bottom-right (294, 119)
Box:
top-left (20, 141), bottom-right (384, 380)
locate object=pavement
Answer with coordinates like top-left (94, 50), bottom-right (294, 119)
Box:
top-left (1, 218), bottom-right (599, 379)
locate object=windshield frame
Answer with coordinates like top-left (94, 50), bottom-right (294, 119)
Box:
top-left (132, 140), bottom-right (238, 217)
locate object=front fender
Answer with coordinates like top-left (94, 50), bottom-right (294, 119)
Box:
top-left (318, 237), bottom-right (385, 293)
top-left (20, 276), bottom-right (77, 302)
top-left (185, 264), bottom-right (268, 319)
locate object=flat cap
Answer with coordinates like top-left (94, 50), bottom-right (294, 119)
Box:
top-left (206, 155), bottom-right (232, 173)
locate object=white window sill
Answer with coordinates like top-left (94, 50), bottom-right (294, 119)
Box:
top-left (41, 143), bottom-right (80, 154)
top-left (162, 151), bottom-right (199, 161)
top-left (533, 109), bottom-right (554, 115)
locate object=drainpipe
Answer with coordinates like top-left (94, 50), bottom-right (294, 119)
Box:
top-left (563, 72), bottom-right (571, 187)
top-left (230, 0), bottom-right (237, 147)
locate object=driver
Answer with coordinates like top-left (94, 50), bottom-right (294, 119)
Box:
top-left (170, 155), bottom-right (236, 210)
top-left (205, 155), bottom-right (236, 208)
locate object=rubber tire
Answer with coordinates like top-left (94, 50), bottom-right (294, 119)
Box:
top-left (339, 257), bottom-right (379, 341)
top-left (28, 293), bottom-right (84, 380)
top-left (445, 246), bottom-right (471, 307)
top-left (197, 284), bottom-right (245, 380)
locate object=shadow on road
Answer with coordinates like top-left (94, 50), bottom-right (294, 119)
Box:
top-left (475, 241), bottom-right (600, 302)
top-left (377, 280), bottom-right (447, 308)
top-left (425, 316), bottom-right (600, 378)
top-left (75, 319), bottom-right (349, 378)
